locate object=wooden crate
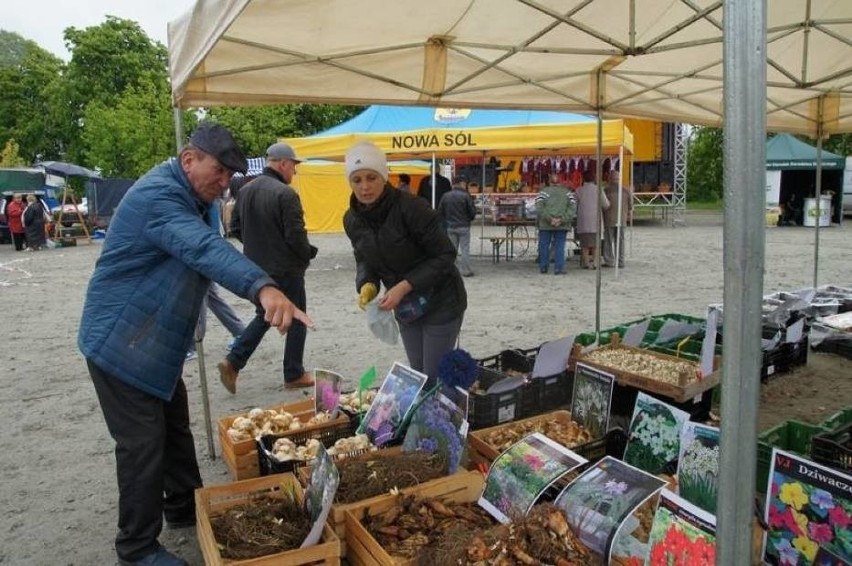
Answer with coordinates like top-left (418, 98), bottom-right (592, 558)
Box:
top-left (468, 410), bottom-right (599, 463)
top-left (218, 398), bottom-right (316, 480)
top-left (570, 336), bottom-right (721, 403)
top-left (195, 473), bottom-right (341, 565)
top-left (296, 447), bottom-right (456, 556)
top-left (343, 470), bottom-right (485, 566)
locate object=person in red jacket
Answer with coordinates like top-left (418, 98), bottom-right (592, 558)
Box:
top-left (6, 193), bottom-right (27, 251)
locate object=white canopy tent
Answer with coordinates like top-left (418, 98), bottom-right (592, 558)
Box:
top-left (168, 2), bottom-right (852, 561)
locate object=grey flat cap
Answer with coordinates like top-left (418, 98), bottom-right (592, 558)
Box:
top-left (266, 142), bottom-right (302, 163)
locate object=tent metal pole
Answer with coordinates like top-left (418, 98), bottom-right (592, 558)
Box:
top-left (173, 108), bottom-right (184, 154)
top-left (594, 103), bottom-right (603, 340)
top-left (615, 144), bottom-right (624, 278)
top-left (813, 96), bottom-right (825, 288)
top-left (431, 153), bottom-right (437, 209)
top-left (480, 151), bottom-right (486, 256)
top-left (717, 1), bottom-right (766, 564)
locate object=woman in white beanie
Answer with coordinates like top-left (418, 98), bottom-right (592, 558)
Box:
top-left (343, 141), bottom-right (467, 388)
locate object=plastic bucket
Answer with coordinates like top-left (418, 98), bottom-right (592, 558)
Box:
top-left (803, 196), bottom-right (831, 227)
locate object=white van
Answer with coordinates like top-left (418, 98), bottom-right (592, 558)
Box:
top-left (844, 156), bottom-right (852, 216)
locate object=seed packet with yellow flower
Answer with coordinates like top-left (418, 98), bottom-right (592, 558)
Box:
top-left (762, 448), bottom-right (852, 565)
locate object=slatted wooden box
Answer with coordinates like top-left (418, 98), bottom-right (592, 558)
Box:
top-left (218, 398), bottom-right (318, 480)
top-left (195, 473), bottom-right (341, 565)
top-left (343, 470), bottom-right (486, 566)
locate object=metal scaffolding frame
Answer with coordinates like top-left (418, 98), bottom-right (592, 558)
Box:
top-left (671, 123), bottom-right (688, 226)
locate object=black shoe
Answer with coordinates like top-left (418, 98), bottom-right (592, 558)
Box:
top-left (554, 270), bottom-right (566, 275)
top-left (119, 545), bottom-right (189, 566)
top-left (540, 267), bottom-right (548, 274)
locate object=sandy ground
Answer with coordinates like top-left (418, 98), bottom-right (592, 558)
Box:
top-left (1, 212), bottom-right (850, 565)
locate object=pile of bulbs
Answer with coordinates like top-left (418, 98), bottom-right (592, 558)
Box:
top-left (270, 433), bottom-right (375, 462)
top-left (226, 408), bottom-right (335, 443)
top-left (339, 389), bottom-right (378, 414)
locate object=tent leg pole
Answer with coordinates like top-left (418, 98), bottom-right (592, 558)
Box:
top-left (594, 93), bottom-right (604, 340)
top-left (717, 1), bottom-right (766, 564)
top-left (813, 96), bottom-right (824, 289)
top-left (173, 108), bottom-right (184, 155)
top-left (480, 151), bottom-right (486, 257)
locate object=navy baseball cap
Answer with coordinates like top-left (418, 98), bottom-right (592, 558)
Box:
top-left (189, 122), bottom-right (248, 174)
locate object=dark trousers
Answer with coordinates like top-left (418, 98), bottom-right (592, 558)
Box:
top-left (227, 275), bottom-right (307, 382)
top-left (11, 231), bottom-right (26, 251)
top-left (88, 360), bottom-right (202, 561)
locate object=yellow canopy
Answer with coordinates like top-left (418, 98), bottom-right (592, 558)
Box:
top-left (283, 121), bottom-right (633, 161)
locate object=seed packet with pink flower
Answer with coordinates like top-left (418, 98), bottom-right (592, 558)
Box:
top-left (762, 448), bottom-right (852, 565)
top-left (314, 369), bottom-right (344, 417)
top-left (479, 432), bottom-right (587, 523)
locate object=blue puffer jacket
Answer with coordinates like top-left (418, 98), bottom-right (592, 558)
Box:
top-left (78, 158), bottom-right (275, 401)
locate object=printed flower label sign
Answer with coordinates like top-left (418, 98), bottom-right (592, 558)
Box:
top-left (301, 444), bottom-right (339, 548)
top-left (571, 362), bottom-right (615, 440)
top-left (479, 432), bottom-right (587, 524)
top-left (357, 362), bottom-right (428, 447)
top-left (677, 422), bottom-right (720, 514)
top-left (762, 448), bottom-right (852, 565)
top-left (402, 391), bottom-right (469, 474)
top-left (314, 369), bottom-right (343, 417)
top-left (623, 392), bottom-right (690, 475)
top-left (647, 489), bottom-right (716, 566)
top-left (554, 456), bottom-right (667, 561)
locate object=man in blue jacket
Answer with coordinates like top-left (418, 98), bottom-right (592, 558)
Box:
top-left (78, 122), bottom-right (313, 566)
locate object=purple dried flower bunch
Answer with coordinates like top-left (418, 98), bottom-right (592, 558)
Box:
top-left (438, 349), bottom-right (479, 390)
top-left (410, 396), bottom-right (465, 473)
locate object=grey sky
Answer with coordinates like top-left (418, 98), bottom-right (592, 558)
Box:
top-left (4, 0), bottom-right (196, 60)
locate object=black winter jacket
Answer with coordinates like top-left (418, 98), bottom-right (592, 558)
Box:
top-left (437, 187), bottom-right (476, 229)
top-left (344, 186), bottom-right (467, 325)
top-left (231, 167), bottom-right (317, 278)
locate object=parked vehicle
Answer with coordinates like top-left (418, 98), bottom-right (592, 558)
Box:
top-left (51, 197), bottom-right (89, 227)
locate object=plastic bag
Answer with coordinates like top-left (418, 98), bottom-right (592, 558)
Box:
top-left (367, 300), bottom-right (399, 345)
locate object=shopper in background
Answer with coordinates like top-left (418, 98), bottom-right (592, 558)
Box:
top-left (78, 122), bottom-right (311, 566)
top-left (417, 164), bottom-right (452, 209)
top-left (396, 173), bottom-right (412, 193)
top-left (344, 141), bottom-right (467, 388)
top-left (6, 193), bottom-right (27, 251)
top-left (535, 173), bottom-right (576, 275)
top-left (22, 194), bottom-right (49, 250)
top-left (575, 168), bottom-right (610, 269)
top-left (438, 177), bottom-right (477, 277)
top-left (603, 175), bottom-right (631, 268)
top-left (218, 142), bottom-right (318, 394)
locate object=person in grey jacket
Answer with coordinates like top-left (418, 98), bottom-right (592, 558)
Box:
top-left (437, 177), bottom-right (477, 277)
top-left (218, 142), bottom-right (318, 394)
top-left (78, 122), bottom-right (312, 566)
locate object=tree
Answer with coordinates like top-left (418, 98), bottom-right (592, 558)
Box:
top-left (59, 17), bottom-right (168, 163)
top-left (0, 139), bottom-right (27, 167)
top-left (686, 127), bottom-right (723, 202)
top-left (81, 78), bottom-right (176, 177)
top-left (205, 104), bottom-right (363, 156)
top-left (0, 31), bottom-right (63, 163)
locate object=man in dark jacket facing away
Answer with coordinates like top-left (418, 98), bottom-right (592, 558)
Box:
top-left (218, 142), bottom-right (318, 394)
top-left (417, 165), bottom-right (452, 208)
top-left (438, 177), bottom-right (477, 277)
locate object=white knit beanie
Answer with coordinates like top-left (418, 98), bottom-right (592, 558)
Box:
top-left (345, 141), bottom-right (388, 181)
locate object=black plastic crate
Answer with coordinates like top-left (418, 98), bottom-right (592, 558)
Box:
top-left (257, 418), bottom-right (357, 476)
top-left (606, 379), bottom-right (714, 431)
top-left (527, 371), bottom-right (574, 413)
top-left (762, 336), bottom-right (809, 382)
top-left (468, 349), bottom-right (539, 430)
top-left (811, 422), bottom-right (852, 473)
top-left (811, 337), bottom-right (852, 360)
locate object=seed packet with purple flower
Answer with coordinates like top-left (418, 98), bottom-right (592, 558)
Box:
top-left (357, 362), bottom-right (428, 447)
top-left (300, 443), bottom-right (339, 547)
top-left (553, 456), bottom-right (666, 562)
top-left (403, 391), bottom-right (469, 473)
